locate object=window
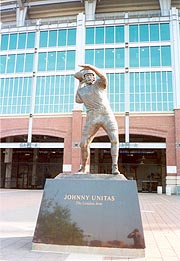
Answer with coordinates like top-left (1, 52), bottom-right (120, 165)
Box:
top-left (7, 55), bottom-right (15, 73)
top-left (129, 23), bottom-right (170, 43)
top-left (35, 75), bottom-right (74, 113)
top-left (105, 49), bottom-right (114, 68)
top-left (1, 34), bottom-right (9, 50)
top-left (86, 26), bottom-right (124, 44)
top-left (25, 54), bottom-right (34, 72)
top-left (1, 32), bottom-right (35, 51)
top-left (40, 31), bottom-right (48, 47)
top-left (47, 52), bottom-right (56, 71)
top-left (49, 30), bottom-right (57, 47)
top-left (160, 23), bottom-right (170, 41)
top-left (67, 29), bottom-right (76, 45)
top-left (140, 24), bottom-right (149, 42)
top-left (150, 47), bottom-right (160, 66)
top-left (85, 49), bottom-right (94, 65)
top-left (115, 26), bottom-right (124, 43)
top-left (150, 24), bottom-right (159, 41)
top-left (38, 53), bottom-right (47, 71)
top-left (44, 50), bottom-right (76, 71)
top-left (58, 29), bottom-right (66, 46)
top-left (129, 46), bottom-right (171, 68)
top-left (115, 49), bottom-right (124, 68)
top-left (130, 72), bottom-right (173, 112)
top-left (9, 34), bottom-right (17, 49)
top-left (105, 26), bottom-right (114, 43)
top-left (95, 49), bottom-right (104, 68)
top-left (18, 33), bottom-right (26, 49)
top-left (57, 52), bottom-right (65, 70)
top-left (86, 27), bottom-right (94, 44)
top-left (140, 47), bottom-right (149, 67)
top-left (27, 32), bottom-right (35, 48)
top-left (96, 27), bottom-right (104, 44)
top-left (16, 54), bottom-right (25, 72)
top-left (1, 53), bottom-right (34, 73)
top-left (0, 56), bottom-right (6, 73)
top-left (161, 46), bottom-right (171, 66)
top-left (130, 48), bottom-right (139, 67)
top-left (66, 51), bottom-right (75, 70)
top-left (40, 29), bottom-right (76, 47)
top-left (129, 25), bottom-right (138, 42)
top-left (85, 48), bottom-right (124, 68)
top-left (0, 77), bottom-right (32, 114)
top-left (107, 73), bottom-right (125, 112)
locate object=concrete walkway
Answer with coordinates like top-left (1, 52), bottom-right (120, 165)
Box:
top-left (0, 189), bottom-right (180, 261)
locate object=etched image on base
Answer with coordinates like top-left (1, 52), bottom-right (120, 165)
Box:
top-left (33, 175), bottom-right (145, 250)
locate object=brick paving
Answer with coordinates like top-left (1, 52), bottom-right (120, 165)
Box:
top-left (0, 190), bottom-right (180, 261)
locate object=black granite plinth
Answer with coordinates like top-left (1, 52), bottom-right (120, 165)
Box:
top-left (32, 174), bottom-right (145, 258)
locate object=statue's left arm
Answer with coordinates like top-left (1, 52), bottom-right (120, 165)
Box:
top-left (74, 71), bottom-right (84, 103)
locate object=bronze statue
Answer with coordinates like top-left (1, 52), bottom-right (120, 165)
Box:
top-left (74, 64), bottom-right (126, 179)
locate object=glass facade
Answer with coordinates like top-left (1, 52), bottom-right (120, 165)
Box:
top-left (0, 22), bottom-right (174, 115)
top-left (129, 23), bottom-right (170, 42)
top-left (85, 23), bottom-right (172, 113)
top-left (86, 26), bottom-right (124, 44)
top-left (0, 28), bottom-right (76, 114)
top-left (107, 73), bottom-right (125, 112)
top-left (1, 32), bottom-right (35, 50)
top-left (1, 53), bottom-right (34, 73)
top-left (85, 48), bottom-right (125, 68)
top-left (35, 75), bottom-right (74, 113)
top-left (128, 23), bottom-right (172, 112)
top-left (38, 51), bottom-right (75, 71)
top-left (39, 29), bottom-right (76, 47)
top-left (0, 77), bottom-right (32, 114)
top-left (129, 46), bottom-right (171, 67)
top-left (130, 72), bottom-right (173, 112)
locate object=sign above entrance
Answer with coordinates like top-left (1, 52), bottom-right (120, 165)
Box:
top-left (90, 142), bottom-right (166, 149)
top-left (0, 142), bottom-right (166, 149)
top-left (0, 142), bottom-right (64, 148)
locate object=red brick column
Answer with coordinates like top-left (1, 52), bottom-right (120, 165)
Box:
top-left (166, 130), bottom-right (176, 168)
top-left (175, 109), bottom-right (180, 178)
top-left (165, 114), bottom-right (177, 192)
top-left (71, 110), bottom-right (83, 173)
top-left (63, 131), bottom-right (72, 174)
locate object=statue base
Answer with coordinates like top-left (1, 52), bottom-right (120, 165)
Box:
top-left (32, 174), bottom-right (145, 258)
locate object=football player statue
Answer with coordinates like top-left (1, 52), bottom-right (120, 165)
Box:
top-left (74, 64), bottom-right (126, 179)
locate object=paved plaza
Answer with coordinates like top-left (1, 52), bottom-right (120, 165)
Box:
top-left (0, 189), bottom-right (180, 261)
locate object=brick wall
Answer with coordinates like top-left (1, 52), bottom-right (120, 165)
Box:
top-left (0, 112), bottom-right (178, 181)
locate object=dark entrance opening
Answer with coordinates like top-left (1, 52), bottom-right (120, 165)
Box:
top-left (90, 134), bottom-right (166, 193)
top-left (1, 135), bottom-right (63, 189)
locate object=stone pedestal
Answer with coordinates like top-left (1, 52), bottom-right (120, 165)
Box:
top-left (32, 174), bottom-right (145, 258)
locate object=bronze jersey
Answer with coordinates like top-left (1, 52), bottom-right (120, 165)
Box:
top-left (76, 81), bottom-right (112, 114)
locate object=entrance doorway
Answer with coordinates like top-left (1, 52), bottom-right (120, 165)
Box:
top-left (1, 135), bottom-right (64, 189)
top-left (90, 134), bottom-right (166, 192)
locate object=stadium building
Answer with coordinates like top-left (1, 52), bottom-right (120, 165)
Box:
top-left (0, 0), bottom-right (180, 193)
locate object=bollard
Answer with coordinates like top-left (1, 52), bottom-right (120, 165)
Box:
top-left (166, 186), bottom-right (171, 196)
top-left (157, 186), bottom-right (162, 194)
